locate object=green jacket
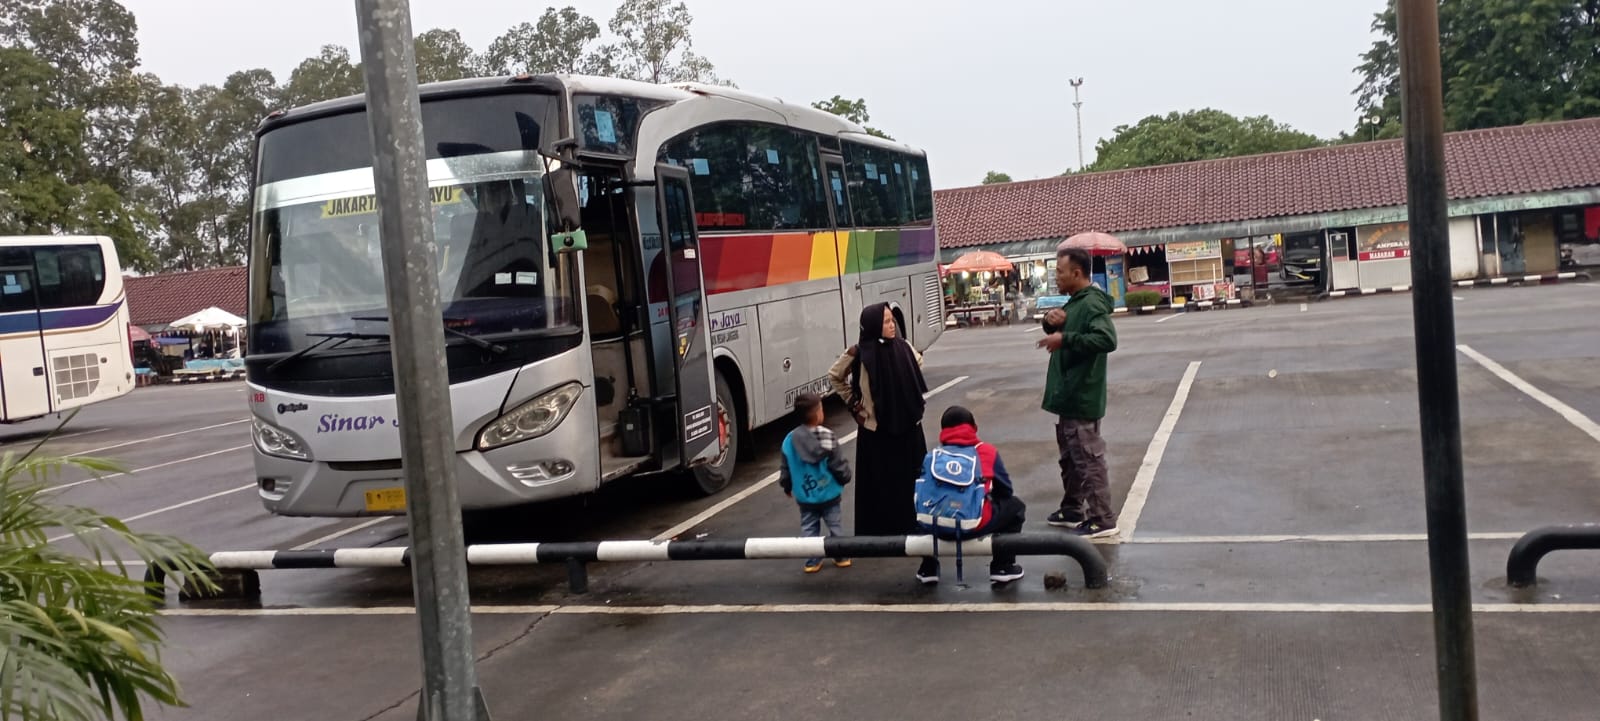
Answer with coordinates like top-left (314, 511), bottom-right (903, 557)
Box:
top-left (1041, 285), bottom-right (1118, 420)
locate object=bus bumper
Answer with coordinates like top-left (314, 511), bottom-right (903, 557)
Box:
top-left (255, 399), bottom-right (602, 517)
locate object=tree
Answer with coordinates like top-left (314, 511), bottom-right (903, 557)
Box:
top-left (1353, 0), bottom-right (1600, 136)
top-left (278, 44), bottom-right (363, 108)
top-left (481, 7), bottom-right (613, 76)
top-left (981, 171), bottom-right (1013, 185)
top-left (414, 28), bottom-right (478, 83)
top-left (0, 47), bottom-right (151, 268)
top-left (606, 0), bottom-right (723, 84)
top-left (810, 95), bottom-right (894, 139)
top-left (0, 421), bottom-right (217, 721)
top-left (1084, 109), bottom-right (1326, 172)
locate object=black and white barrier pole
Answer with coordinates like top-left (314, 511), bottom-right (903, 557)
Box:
top-left (1506, 523), bottom-right (1600, 588)
top-left (147, 533), bottom-right (1109, 599)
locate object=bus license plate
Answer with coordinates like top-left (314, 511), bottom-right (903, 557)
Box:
top-left (364, 487), bottom-right (406, 512)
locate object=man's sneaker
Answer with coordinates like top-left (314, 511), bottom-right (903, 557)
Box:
top-left (803, 561), bottom-right (823, 573)
top-left (989, 563), bottom-right (1025, 583)
top-left (916, 558), bottom-right (940, 585)
top-left (832, 558), bottom-right (853, 568)
top-left (1074, 522), bottom-right (1120, 539)
top-left (1047, 509), bottom-right (1085, 529)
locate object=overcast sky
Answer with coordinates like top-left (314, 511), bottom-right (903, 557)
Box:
top-left (119, 0), bottom-right (1384, 189)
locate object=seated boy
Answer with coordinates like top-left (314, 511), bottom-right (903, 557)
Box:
top-left (915, 405), bottom-right (1027, 584)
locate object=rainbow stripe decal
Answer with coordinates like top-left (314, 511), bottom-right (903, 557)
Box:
top-left (699, 227), bottom-right (937, 295)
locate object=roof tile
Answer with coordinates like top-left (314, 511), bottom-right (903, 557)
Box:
top-left (125, 266), bottom-right (248, 327)
top-left (933, 118), bottom-right (1600, 249)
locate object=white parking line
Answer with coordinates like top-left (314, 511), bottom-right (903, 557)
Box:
top-left (49, 445), bottom-right (251, 492)
top-left (1118, 361), bottom-right (1202, 541)
top-left (48, 483), bottom-right (256, 543)
top-left (159, 601), bottom-right (1600, 618)
top-left (650, 375), bottom-right (969, 542)
top-left (69, 419), bottom-right (250, 457)
top-left (1155, 312), bottom-right (1184, 323)
top-left (1459, 344), bottom-right (1600, 444)
top-left (0, 426), bottom-right (109, 450)
top-left (1298, 303), bottom-right (1307, 312)
top-left (290, 517), bottom-right (394, 551)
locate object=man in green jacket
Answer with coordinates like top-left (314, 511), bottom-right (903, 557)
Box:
top-left (1036, 246), bottom-right (1119, 539)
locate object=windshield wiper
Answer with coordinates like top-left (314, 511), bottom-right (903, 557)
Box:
top-left (350, 316), bottom-right (507, 355)
top-left (267, 331), bottom-right (389, 372)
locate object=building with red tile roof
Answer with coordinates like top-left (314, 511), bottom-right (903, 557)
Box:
top-left (125, 266), bottom-right (248, 330)
top-left (933, 117), bottom-right (1600, 260)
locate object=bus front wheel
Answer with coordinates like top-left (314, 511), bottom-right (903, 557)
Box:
top-left (687, 373), bottom-right (738, 496)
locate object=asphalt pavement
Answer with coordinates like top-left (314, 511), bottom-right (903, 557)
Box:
top-left (12, 280), bottom-right (1600, 720)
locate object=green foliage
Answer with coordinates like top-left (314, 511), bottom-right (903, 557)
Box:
top-left (1353, 0), bottom-right (1600, 136)
top-left (1125, 290), bottom-right (1163, 308)
top-left (0, 416), bottom-right (218, 721)
top-left (810, 95), bottom-right (894, 139)
top-left (2, 1), bottom-right (736, 273)
top-left (981, 171), bottom-right (1013, 185)
top-left (1085, 109), bottom-right (1326, 172)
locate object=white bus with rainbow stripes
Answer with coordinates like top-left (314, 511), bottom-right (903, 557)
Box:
top-left (245, 75), bottom-right (943, 517)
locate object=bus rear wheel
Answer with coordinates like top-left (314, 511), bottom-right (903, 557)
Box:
top-left (687, 373), bottom-right (738, 496)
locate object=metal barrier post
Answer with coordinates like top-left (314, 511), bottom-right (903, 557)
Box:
top-left (1507, 524), bottom-right (1600, 588)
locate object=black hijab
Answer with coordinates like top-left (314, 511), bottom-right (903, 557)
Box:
top-left (852, 302), bottom-right (928, 433)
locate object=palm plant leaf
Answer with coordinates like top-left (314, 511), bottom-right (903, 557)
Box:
top-left (1, 413), bottom-right (216, 721)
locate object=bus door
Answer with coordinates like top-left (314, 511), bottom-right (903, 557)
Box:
top-left (822, 156), bottom-right (862, 347)
top-left (0, 266), bottom-right (53, 420)
top-left (654, 165), bottom-right (721, 467)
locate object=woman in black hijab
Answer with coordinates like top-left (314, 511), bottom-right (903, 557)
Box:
top-left (827, 302), bottom-right (929, 535)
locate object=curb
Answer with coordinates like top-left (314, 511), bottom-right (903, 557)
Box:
top-left (1327, 271), bottom-right (1590, 298)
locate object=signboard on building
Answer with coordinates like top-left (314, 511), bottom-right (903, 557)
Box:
top-left (1356, 223), bottom-right (1411, 261)
top-left (1167, 240), bottom-right (1221, 260)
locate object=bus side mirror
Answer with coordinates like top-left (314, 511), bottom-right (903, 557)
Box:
top-left (545, 167), bottom-right (586, 253)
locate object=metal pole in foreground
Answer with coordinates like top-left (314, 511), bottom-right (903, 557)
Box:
top-left (352, 2), bottom-right (488, 720)
top-left (1395, 0), bottom-right (1479, 719)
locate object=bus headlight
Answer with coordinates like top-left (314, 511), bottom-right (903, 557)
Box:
top-left (253, 419), bottom-right (310, 460)
top-left (477, 382), bottom-right (583, 451)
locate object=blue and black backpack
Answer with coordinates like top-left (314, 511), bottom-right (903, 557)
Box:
top-left (914, 444), bottom-right (993, 581)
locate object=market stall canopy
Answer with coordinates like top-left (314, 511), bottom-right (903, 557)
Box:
top-left (1063, 232), bottom-right (1126, 257)
top-left (165, 306), bottom-right (246, 332)
top-left (127, 323), bottom-right (152, 343)
top-left (945, 250), bottom-right (1015, 273)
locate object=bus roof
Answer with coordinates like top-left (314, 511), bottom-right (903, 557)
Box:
top-left (256, 74), bottom-right (926, 155)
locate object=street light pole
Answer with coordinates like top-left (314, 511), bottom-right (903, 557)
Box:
top-left (1069, 77), bottom-right (1085, 172)
top-left (1396, 0), bottom-right (1480, 718)
top-left (351, 1), bottom-right (491, 720)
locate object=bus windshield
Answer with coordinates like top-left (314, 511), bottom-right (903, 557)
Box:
top-left (251, 174), bottom-right (578, 356)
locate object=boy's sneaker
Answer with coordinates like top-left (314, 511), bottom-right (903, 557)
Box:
top-left (803, 561), bottom-right (823, 573)
top-left (1046, 509), bottom-right (1084, 528)
top-left (1073, 522), bottom-right (1120, 539)
top-left (989, 563), bottom-right (1025, 583)
top-left (832, 558), bottom-right (853, 568)
top-left (916, 558), bottom-right (940, 585)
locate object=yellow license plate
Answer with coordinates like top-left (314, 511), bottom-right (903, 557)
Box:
top-left (364, 487), bottom-right (407, 512)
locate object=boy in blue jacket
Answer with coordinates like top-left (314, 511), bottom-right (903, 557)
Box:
top-left (779, 393), bottom-right (854, 573)
top-left (915, 405), bottom-right (1027, 584)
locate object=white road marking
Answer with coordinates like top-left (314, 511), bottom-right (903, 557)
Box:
top-left (49, 483), bottom-right (256, 543)
top-left (650, 375), bottom-right (969, 542)
top-left (1453, 295), bottom-right (1465, 301)
top-left (69, 419), bottom-right (250, 457)
top-left (1459, 344), bottom-right (1600, 445)
top-left (1298, 303), bottom-right (1307, 312)
top-left (1118, 361), bottom-right (1202, 541)
top-left (49, 445), bottom-right (251, 492)
top-left (159, 601), bottom-right (1600, 618)
top-left (0, 427), bottom-right (109, 451)
top-left (289, 517), bottom-right (394, 551)
top-left (1155, 312), bottom-right (1183, 323)
top-left (1130, 532), bottom-right (1527, 544)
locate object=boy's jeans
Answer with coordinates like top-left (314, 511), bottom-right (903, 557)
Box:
top-left (800, 500), bottom-right (846, 566)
